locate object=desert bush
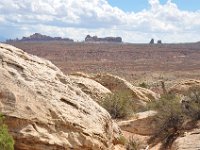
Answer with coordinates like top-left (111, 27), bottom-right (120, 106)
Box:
top-left (0, 114), bottom-right (14, 150)
top-left (183, 86), bottom-right (200, 120)
top-left (126, 137), bottom-right (142, 150)
top-left (100, 91), bottom-right (135, 119)
top-left (147, 94), bottom-right (184, 149)
top-left (138, 82), bottom-right (148, 89)
top-left (148, 94), bottom-right (183, 121)
top-left (148, 89), bottom-right (200, 149)
top-left (116, 135), bottom-right (127, 145)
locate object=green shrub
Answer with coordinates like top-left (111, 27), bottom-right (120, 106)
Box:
top-left (116, 135), bottom-right (127, 145)
top-left (126, 137), bottom-right (142, 150)
top-left (0, 114), bottom-right (14, 150)
top-left (148, 94), bottom-right (183, 121)
top-left (100, 91), bottom-right (135, 119)
top-left (183, 86), bottom-right (200, 120)
top-left (148, 90), bottom-right (200, 149)
top-left (138, 82), bottom-right (148, 89)
top-left (147, 94), bottom-right (184, 149)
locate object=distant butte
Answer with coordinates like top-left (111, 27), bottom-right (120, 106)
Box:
top-left (6, 33), bottom-right (74, 42)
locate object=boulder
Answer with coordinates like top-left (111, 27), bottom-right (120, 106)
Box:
top-left (171, 127), bottom-right (200, 150)
top-left (0, 43), bottom-right (120, 150)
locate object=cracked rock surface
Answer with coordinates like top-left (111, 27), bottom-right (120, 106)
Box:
top-left (0, 43), bottom-right (120, 150)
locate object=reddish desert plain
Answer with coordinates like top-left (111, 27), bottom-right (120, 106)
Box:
top-left (8, 41), bottom-right (200, 88)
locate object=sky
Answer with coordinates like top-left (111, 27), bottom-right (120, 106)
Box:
top-left (0, 0), bottom-right (200, 43)
top-left (108, 0), bottom-right (200, 12)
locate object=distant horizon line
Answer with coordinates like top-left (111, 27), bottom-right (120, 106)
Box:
top-left (1, 33), bottom-right (200, 44)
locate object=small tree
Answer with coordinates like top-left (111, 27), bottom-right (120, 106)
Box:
top-left (147, 94), bottom-right (184, 149)
top-left (147, 86), bottom-right (200, 149)
top-left (183, 86), bottom-right (200, 120)
top-left (0, 114), bottom-right (14, 150)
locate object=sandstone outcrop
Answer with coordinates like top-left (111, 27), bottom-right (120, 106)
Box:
top-left (169, 80), bottom-right (200, 95)
top-left (70, 72), bottom-right (91, 78)
top-left (118, 111), bottom-right (157, 135)
top-left (68, 75), bottom-right (111, 102)
top-left (92, 73), bottom-right (158, 103)
top-left (0, 43), bottom-right (120, 150)
top-left (171, 127), bottom-right (200, 150)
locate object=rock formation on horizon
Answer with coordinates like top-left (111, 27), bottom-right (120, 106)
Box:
top-left (149, 38), bottom-right (154, 44)
top-left (85, 35), bottom-right (122, 43)
top-left (6, 33), bottom-right (74, 42)
top-left (157, 40), bottom-right (162, 44)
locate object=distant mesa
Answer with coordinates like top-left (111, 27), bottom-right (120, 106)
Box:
top-left (6, 33), bottom-right (74, 42)
top-left (85, 35), bottom-right (122, 43)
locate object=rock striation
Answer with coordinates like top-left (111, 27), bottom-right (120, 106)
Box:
top-left (92, 73), bottom-right (158, 103)
top-left (171, 125), bottom-right (200, 150)
top-left (0, 43), bottom-right (120, 150)
top-left (68, 75), bottom-right (111, 102)
top-left (169, 80), bottom-right (200, 95)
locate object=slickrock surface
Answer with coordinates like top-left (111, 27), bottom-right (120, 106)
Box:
top-left (169, 79), bottom-right (200, 95)
top-left (92, 73), bottom-right (159, 104)
top-left (0, 43), bottom-right (120, 150)
top-left (68, 75), bottom-right (111, 102)
top-left (118, 111), bottom-right (157, 135)
top-left (171, 122), bottom-right (200, 150)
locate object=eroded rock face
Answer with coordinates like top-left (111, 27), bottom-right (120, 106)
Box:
top-left (171, 127), bottom-right (200, 150)
top-left (0, 43), bottom-right (120, 150)
top-left (169, 80), bottom-right (200, 95)
top-left (92, 73), bottom-right (159, 103)
top-left (68, 75), bottom-right (111, 102)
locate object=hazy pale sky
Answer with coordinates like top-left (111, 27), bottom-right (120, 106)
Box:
top-left (0, 0), bottom-right (200, 43)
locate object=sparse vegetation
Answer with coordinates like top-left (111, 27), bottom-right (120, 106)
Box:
top-left (100, 91), bottom-right (135, 119)
top-left (148, 87), bottom-right (200, 149)
top-left (126, 137), bottom-right (142, 150)
top-left (0, 114), bottom-right (14, 150)
top-left (184, 86), bottom-right (200, 120)
top-left (147, 94), bottom-right (184, 149)
top-left (116, 135), bottom-right (127, 145)
top-left (138, 82), bottom-right (148, 89)
top-left (116, 135), bottom-right (143, 150)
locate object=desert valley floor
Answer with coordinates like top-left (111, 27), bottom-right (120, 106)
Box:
top-left (9, 41), bottom-right (200, 87)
